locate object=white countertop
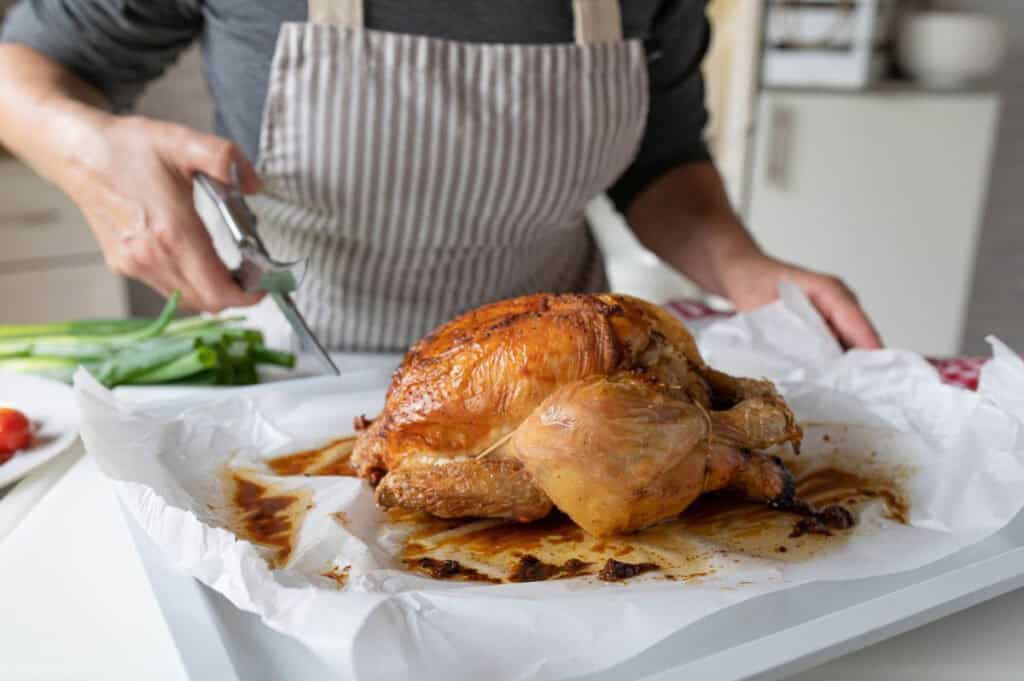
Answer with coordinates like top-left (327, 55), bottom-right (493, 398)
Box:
top-left (2, 448), bottom-right (1023, 681)
top-left (0, 449), bottom-right (186, 681)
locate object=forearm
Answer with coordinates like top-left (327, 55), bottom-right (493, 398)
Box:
top-left (0, 44), bottom-right (113, 189)
top-left (625, 161), bottom-right (761, 298)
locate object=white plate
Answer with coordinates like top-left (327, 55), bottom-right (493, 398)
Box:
top-left (0, 372), bottom-right (80, 488)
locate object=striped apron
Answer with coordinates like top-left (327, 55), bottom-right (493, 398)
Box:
top-left (247, 0), bottom-right (649, 352)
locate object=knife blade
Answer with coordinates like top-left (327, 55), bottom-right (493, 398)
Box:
top-left (194, 168), bottom-right (340, 376)
top-left (269, 291), bottom-right (339, 376)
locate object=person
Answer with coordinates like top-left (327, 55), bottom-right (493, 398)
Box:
top-left (0, 0), bottom-right (881, 352)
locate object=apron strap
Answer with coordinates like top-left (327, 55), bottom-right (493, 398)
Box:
top-left (309, 0), bottom-right (363, 27)
top-left (573, 0), bottom-right (623, 44)
top-left (309, 0), bottom-right (623, 43)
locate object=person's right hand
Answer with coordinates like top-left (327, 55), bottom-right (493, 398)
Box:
top-left (64, 115), bottom-right (265, 312)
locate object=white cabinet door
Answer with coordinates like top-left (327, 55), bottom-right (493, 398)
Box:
top-left (0, 156), bottom-right (102, 263)
top-left (747, 89), bottom-right (999, 355)
top-left (0, 156), bottom-right (127, 322)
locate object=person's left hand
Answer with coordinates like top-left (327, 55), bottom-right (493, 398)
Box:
top-left (718, 251), bottom-right (882, 350)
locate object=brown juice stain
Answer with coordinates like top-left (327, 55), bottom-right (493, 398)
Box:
top-left (677, 466), bottom-right (907, 562)
top-left (244, 428), bottom-right (910, 584)
top-left (226, 470), bottom-right (312, 568)
top-left (265, 436), bottom-right (359, 477)
top-left (395, 509), bottom-right (709, 584)
top-left (405, 557), bottom-right (501, 583)
top-left (332, 511), bottom-right (352, 528)
top-left (394, 464), bottom-right (909, 582)
top-left (597, 558), bottom-right (659, 582)
top-left (322, 565), bottom-right (351, 588)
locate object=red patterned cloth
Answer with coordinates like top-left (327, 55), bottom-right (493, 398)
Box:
top-left (663, 299), bottom-right (987, 392)
top-left (927, 357), bottom-right (987, 391)
top-left (663, 299), bottom-right (732, 322)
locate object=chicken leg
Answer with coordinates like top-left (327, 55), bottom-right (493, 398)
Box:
top-left (509, 374), bottom-right (795, 536)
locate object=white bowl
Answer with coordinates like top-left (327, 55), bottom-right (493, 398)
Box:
top-left (898, 11), bottom-right (1007, 89)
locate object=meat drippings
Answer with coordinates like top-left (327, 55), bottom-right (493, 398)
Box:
top-left (265, 437), bottom-right (358, 477)
top-left (818, 505), bottom-right (856, 529)
top-left (790, 517), bottom-right (834, 538)
top-left (773, 497), bottom-right (857, 538)
top-left (396, 510), bottom-right (706, 584)
top-left (597, 559), bottom-right (659, 582)
top-left (859, 488), bottom-right (909, 524)
top-left (391, 461), bottom-right (907, 581)
top-left (226, 471), bottom-right (311, 568)
top-left (242, 427), bottom-right (910, 583)
top-left (404, 557), bottom-right (500, 583)
top-left (322, 565), bottom-right (351, 588)
top-left (508, 555), bottom-right (591, 582)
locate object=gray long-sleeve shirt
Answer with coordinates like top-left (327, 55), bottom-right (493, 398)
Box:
top-left (1, 0), bottom-right (712, 211)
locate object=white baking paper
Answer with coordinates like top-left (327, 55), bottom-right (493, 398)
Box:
top-left (75, 284), bottom-right (1024, 681)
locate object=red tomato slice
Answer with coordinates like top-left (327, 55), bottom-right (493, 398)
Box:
top-left (0, 407), bottom-right (33, 462)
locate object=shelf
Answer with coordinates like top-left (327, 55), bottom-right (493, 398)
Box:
top-left (762, 80), bottom-right (999, 97)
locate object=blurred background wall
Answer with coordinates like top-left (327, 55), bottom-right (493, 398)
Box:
top-left (602, 0), bottom-right (1022, 355)
top-left (935, 0), bottom-right (1024, 354)
top-left (2, 0), bottom-right (1021, 356)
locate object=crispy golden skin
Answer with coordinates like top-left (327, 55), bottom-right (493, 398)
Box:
top-left (352, 293), bottom-right (802, 535)
top-left (509, 374), bottom-right (711, 536)
top-left (375, 457), bottom-right (553, 523)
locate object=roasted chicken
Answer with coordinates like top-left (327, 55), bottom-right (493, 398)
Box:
top-left (352, 293), bottom-right (802, 536)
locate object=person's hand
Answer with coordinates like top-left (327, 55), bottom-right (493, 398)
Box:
top-left (63, 115), bottom-right (265, 312)
top-left (718, 251), bottom-right (883, 350)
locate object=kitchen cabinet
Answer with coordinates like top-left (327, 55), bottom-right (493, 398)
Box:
top-left (745, 88), bottom-right (999, 356)
top-left (0, 155), bottom-right (127, 322)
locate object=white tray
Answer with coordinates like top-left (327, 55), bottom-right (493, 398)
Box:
top-left (123, 496), bottom-right (1024, 681)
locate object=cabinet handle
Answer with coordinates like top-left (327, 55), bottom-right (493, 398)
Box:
top-left (0, 210), bottom-right (62, 228)
top-left (765, 104), bottom-right (794, 190)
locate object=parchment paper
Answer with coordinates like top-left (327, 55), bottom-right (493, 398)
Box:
top-left (76, 285), bottom-right (1024, 681)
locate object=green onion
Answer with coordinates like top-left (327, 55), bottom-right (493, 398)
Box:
top-left (251, 345), bottom-right (296, 368)
top-left (0, 341), bottom-right (31, 359)
top-left (109, 291), bottom-right (181, 344)
top-left (126, 347), bottom-right (219, 385)
top-left (0, 292), bottom-right (181, 362)
top-left (165, 315), bottom-right (246, 336)
top-left (167, 370), bottom-right (219, 386)
top-left (28, 341), bottom-right (116, 360)
top-left (0, 356), bottom-right (84, 383)
top-left (233, 363), bottom-right (259, 385)
top-left (92, 335), bottom-right (197, 388)
top-left (0, 318), bottom-right (151, 339)
top-left (0, 291), bottom-right (295, 388)
top-left (221, 339), bottom-right (258, 386)
top-left (224, 339), bottom-right (251, 360)
top-left (186, 329), bottom-right (248, 348)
